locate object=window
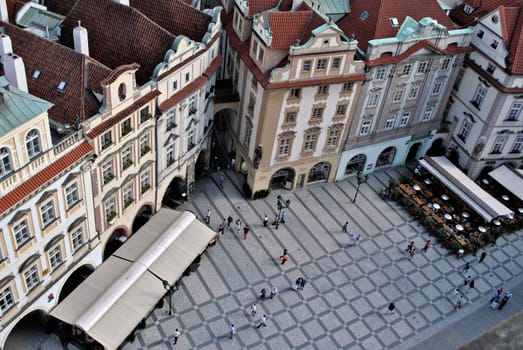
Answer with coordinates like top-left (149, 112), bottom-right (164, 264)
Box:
top-left (487, 63), bottom-right (496, 74)
top-left (385, 116), bottom-right (395, 130)
top-left (172, 80), bottom-right (178, 91)
top-left (252, 39), bottom-right (258, 54)
top-left (304, 134), bottom-right (316, 151)
top-left (290, 88), bottom-right (301, 98)
top-left (332, 57), bottom-right (341, 69)
top-left (491, 136), bottom-right (506, 154)
top-left (464, 5), bottom-right (474, 14)
top-left (422, 107), bottom-right (433, 121)
top-left (342, 82), bottom-right (353, 92)
top-left (375, 68), bottom-right (386, 80)
top-left (0, 147), bottom-right (12, 177)
top-left (393, 89), bottom-right (404, 102)
top-left (57, 80), bottom-right (68, 93)
top-left (368, 93), bottom-right (380, 107)
top-left (408, 86), bottom-right (419, 99)
top-left (511, 136), bottom-right (523, 153)
top-left (187, 129), bottom-right (195, 148)
top-left (477, 30), bottom-right (484, 38)
top-left (506, 103), bottom-right (522, 120)
top-left (0, 286), bottom-right (14, 312)
top-left (491, 40), bottom-right (498, 49)
top-left (417, 62), bottom-right (428, 74)
top-left (311, 108), bottom-right (324, 120)
top-left (257, 48), bottom-right (264, 61)
top-left (458, 120), bottom-right (472, 142)
top-left (101, 131), bottom-right (112, 150)
top-left (336, 104), bottom-right (347, 116)
top-left (65, 183), bottom-right (79, 208)
top-left (303, 60), bottom-right (311, 72)
top-left (185, 72), bottom-right (191, 82)
top-left (121, 118), bottom-right (132, 136)
top-left (140, 135), bottom-right (151, 156)
top-left (140, 107), bottom-right (151, 124)
top-left (472, 86), bottom-right (487, 108)
top-left (284, 111), bottom-right (296, 124)
top-left (40, 201), bottom-right (56, 227)
top-left (166, 144), bottom-right (175, 165)
top-left (24, 265), bottom-right (40, 291)
top-left (26, 129), bottom-right (41, 159)
top-left (105, 198), bottom-right (116, 222)
top-left (454, 69), bottom-right (464, 90)
top-left (360, 120), bottom-right (371, 135)
top-left (400, 112), bottom-right (410, 126)
top-left (401, 64), bottom-right (412, 76)
top-left (32, 69), bottom-right (41, 80)
top-left (122, 147), bottom-right (133, 170)
top-left (327, 130), bottom-right (339, 146)
top-left (317, 85), bottom-right (329, 95)
top-left (441, 57), bottom-right (452, 70)
top-left (141, 171), bottom-right (151, 193)
top-left (317, 59), bottom-right (327, 70)
top-left (279, 138), bottom-right (291, 155)
top-left (71, 228), bottom-right (84, 252)
top-left (118, 83), bottom-right (126, 100)
top-left (243, 126), bottom-right (252, 146)
top-left (49, 245), bottom-right (63, 271)
top-left (13, 219), bottom-right (30, 248)
top-left (432, 82), bottom-right (443, 95)
top-left (102, 161), bottom-right (114, 184)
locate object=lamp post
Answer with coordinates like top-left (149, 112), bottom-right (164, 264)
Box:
top-left (162, 280), bottom-right (178, 315)
top-left (275, 195), bottom-right (291, 229)
top-left (352, 171), bottom-right (368, 204)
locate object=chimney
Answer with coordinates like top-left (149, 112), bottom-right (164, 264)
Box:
top-left (114, 0), bottom-right (129, 5)
top-left (0, 0), bottom-right (8, 22)
top-left (73, 21), bottom-right (89, 56)
top-left (4, 53), bottom-right (28, 93)
top-left (0, 33), bottom-right (12, 64)
top-left (292, 0), bottom-right (304, 11)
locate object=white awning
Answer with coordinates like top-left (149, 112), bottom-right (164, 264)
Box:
top-left (419, 156), bottom-right (513, 222)
top-left (51, 209), bottom-right (216, 350)
top-left (489, 165), bottom-right (523, 202)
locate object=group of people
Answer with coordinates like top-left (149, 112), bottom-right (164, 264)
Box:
top-left (404, 240), bottom-right (431, 257)
top-left (490, 287), bottom-right (512, 310)
top-left (342, 221), bottom-right (362, 246)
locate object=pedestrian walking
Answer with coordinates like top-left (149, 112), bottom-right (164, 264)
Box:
top-left (342, 221), bottom-right (349, 233)
top-left (490, 289), bottom-right (501, 303)
top-left (243, 224), bottom-right (250, 240)
top-left (281, 211), bottom-right (287, 224)
top-left (260, 288), bottom-right (267, 299)
top-left (462, 262), bottom-right (470, 273)
top-left (498, 291), bottom-right (512, 310)
top-left (256, 314), bottom-right (267, 328)
top-left (173, 328), bottom-right (181, 345)
top-left (422, 240), bottom-right (431, 253)
top-left (205, 209), bottom-right (211, 224)
top-left (280, 254), bottom-right (289, 265)
top-left (272, 215), bottom-right (280, 226)
top-left (388, 302), bottom-right (395, 314)
top-left (348, 233), bottom-right (357, 246)
top-left (453, 288), bottom-right (461, 297)
top-left (282, 248), bottom-right (288, 256)
top-left (219, 174), bottom-right (225, 188)
top-left (406, 241), bottom-right (414, 253)
top-left (218, 223), bottom-right (225, 235)
top-left (479, 251), bottom-right (487, 263)
top-left (263, 214), bottom-right (269, 227)
top-left (409, 246), bottom-right (416, 258)
top-left (250, 303), bottom-right (257, 317)
top-left (270, 287), bottom-right (278, 299)
top-left (467, 279), bottom-right (475, 293)
top-left (227, 215), bottom-right (233, 230)
top-left (464, 275), bottom-right (472, 286)
top-left (490, 296), bottom-right (500, 309)
top-left (236, 219), bottom-right (242, 235)
top-left (229, 324), bottom-right (235, 339)
top-left (454, 295), bottom-right (464, 309)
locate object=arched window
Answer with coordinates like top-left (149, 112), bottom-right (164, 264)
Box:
top-left (0, 147), bottom-right (12, 176)
top-left (26, 129), bottom-right (41, 159)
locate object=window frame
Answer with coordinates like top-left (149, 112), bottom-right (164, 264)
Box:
top-left (490, 135), bottom-right (507, 154)
top-left (40, 200), bottom-right (56, 228)
top-left (458, 120), bottom-right (472, 142)
top-left (13, 219), bottom-right (31, 248)
top-left (101, 131), bottom-right (112, 150)
top-left (48, 245), bottom-right (63, 271)
top-left (506, 102), bottom-right (522, 121)
top-left (0, 147), bottom-right (12, 177)
top-left (0, 285), bottom-right (15, 313)
top-left (360, 120), bottom-right (371, 135)
top-left (65, 182), bottom-right (79, 209)
top-left (399, 112), bottom-right (410, 127)
top-left (23, 265), bottom-right (40, 291)
top-left (510, 136), bottom-right (523, 153)
top-left (26, 129), bottom-right (41, 159)
top-left (316, 59), bottom-right (327, 70)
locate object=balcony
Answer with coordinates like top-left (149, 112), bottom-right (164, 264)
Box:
top-left (141, 145), bottom-right (151, 156)
top-left (124, 197), bottom-right (134, 208)
top-left (103, 173), bottom-right (115, 184)
top-left (122, 160), bottom-right (133, 170)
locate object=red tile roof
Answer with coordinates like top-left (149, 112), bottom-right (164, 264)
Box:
top-left (337, 0), bottom-right (455, 54)
top-left (467, 56), bottom-right (523, 91)
top-left (247, 0), bottom-right (279, 17)
top-left (0, 142), bottom-right (93, 216)
top-left (130, 0), bottom-right (212, 42)
top-left (502, 3), bottom-right (523, 73)
top-left (59, 0), bottom-right (177, 86)
top-left (86, 90), bottom-right (160, 138)
top-left (6, 0), bottom-right (29, 20)
top-left (44, 0), bottom-right (77, 16)
top-left (159, 54), bottom-right (223, 111)
top-left (268, 11), bottom-right (314, 48)
top-left (450, 0), bottom-right (515, 26)
top-left (2, 22), bottom-right (113, 126)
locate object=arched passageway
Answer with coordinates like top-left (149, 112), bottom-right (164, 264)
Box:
top-left (345, 154), bottom-right (366, 175)
top-left (376, 147), bottom-right (396, 168)
top-left (271, 168), bottom-right (295, 190)
top-left (103, 228), bottom-right (127, 261)
top-left (308, 162), bottom-right (330, 184)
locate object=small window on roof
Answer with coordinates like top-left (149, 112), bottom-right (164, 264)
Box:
top-left (390, 17), bottom-right (399, 27)
top-left (57, 80), bottom-right (67, 93)
top-left (360, 11), bottom-right (369, 21)
top-left (32, 69), bottom-right (41, 80)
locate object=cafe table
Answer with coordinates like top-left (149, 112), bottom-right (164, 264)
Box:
top-left (478, 226), bottom-right (487, 233)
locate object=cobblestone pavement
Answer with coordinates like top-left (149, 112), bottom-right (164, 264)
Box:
top-left (122, 167), bottom-right (523, 350)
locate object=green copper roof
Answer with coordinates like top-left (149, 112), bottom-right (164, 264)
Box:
top-left (16, 5), bottom-right (65, 41)
top-left (0, 76), bottom-right (53, 137)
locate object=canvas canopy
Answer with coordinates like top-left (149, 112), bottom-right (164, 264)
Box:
top-left (488, 165), bottom-right (523, 202)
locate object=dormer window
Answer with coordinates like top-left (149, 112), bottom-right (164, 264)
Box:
top-left (463, 5), bottom-right (474, 15)
top-left (118, 83), bottom-right (126, 101)
top-left (57, 80), bottom-right (68, 93)
top-left (390, 17), bottom-right (399, 27)
top-left (32, 69), bottom-right (41, 80)
top-left (360, 11), bottom-right (369, 21)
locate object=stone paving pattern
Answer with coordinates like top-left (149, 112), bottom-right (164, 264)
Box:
top-left (122, 167), bottom-right (523, 350)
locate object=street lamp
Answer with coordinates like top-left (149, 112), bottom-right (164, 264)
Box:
top-left (275, 195), bottom-right (291, 229)
top-left (162, 280), bottom-right (178, 315)
top-left (352, 171), bottom-right (368, 204)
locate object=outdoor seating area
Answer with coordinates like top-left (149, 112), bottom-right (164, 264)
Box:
top-left (389, 159), bottom-right (522, 255)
